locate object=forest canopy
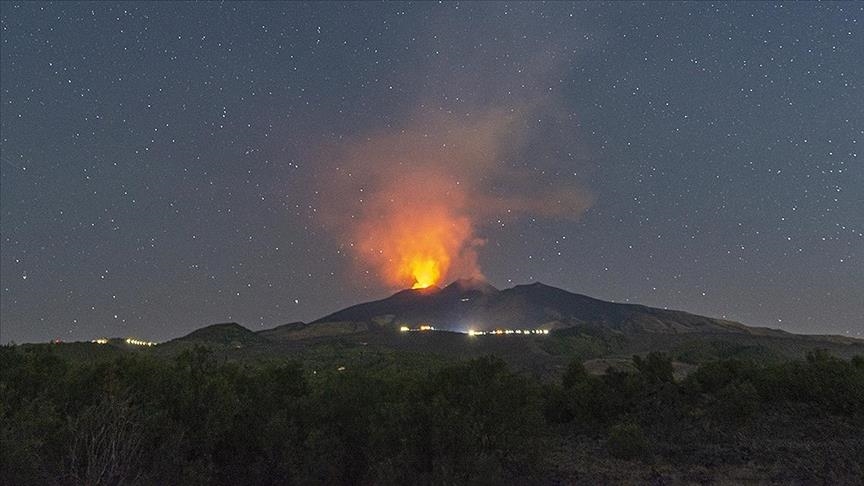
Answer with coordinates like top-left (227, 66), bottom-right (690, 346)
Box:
top-left (1, 346), bottom-right (862, 485)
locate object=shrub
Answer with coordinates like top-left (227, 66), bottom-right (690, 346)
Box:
top-left (606, 422), bottom-right (647, 460)
top-left (633, 352), bottom-right (674, 385)
top-left (708, 381), bottom-right (760, 426)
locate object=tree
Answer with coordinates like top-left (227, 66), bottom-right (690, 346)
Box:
top-left (633, 352), bottom-right (674, 385)
top-left (66, 393), bottom-right (146, 486)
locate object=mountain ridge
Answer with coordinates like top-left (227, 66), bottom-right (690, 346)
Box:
top-left (310, 280), bottom-right (765, 336)
top-left (155, 281), bottom-right (863, 368)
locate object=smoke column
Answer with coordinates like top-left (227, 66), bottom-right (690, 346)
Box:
top-left (316, 108), bottom-right (593, 290)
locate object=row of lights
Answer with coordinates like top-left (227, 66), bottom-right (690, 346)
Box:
top-left (91, 337), bottom-right (157, 347)
top-left (468, 329), bottom-right (550, 336)
top-left (398, 326), bottom-right (550, 336)
top-left (125, 337), bottom-right (157, 347)
top-left (399, 325), bottom-right (435, 332)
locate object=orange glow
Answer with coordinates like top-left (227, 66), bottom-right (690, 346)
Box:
top-left (409, 259), bottom-right (441, 289)
top-left (317, 109), bottom-right (593, 292)
top-left (353, 169), bottom-right (482, 290)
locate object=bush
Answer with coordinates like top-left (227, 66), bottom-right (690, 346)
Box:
top-left (633, 352), bottom-right (674, 385)
top-left (606, 422), bottom-right (647, 460)
top-left (708, 381), bottom-right (760, 426)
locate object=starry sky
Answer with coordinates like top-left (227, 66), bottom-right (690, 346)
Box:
top-left (2, 2), bottom-right (862, 344)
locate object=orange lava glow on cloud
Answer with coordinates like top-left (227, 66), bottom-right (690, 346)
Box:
top-left (409, 261), bottom-right (440, 289)
top-left (353, 170), bottom-right (481, 290)
top-left (315, 108), bottom-right (592, 291)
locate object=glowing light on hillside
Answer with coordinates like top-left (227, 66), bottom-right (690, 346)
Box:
top-left (399, 324), bottom-right (436, 332)
top-left (466, 329), bottom-right (550, 336)
top-left (402, 327), bottom-right (550, 336)
top-left (125, 337), bottom-right (156, 347)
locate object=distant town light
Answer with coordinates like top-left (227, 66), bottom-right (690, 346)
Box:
top-left (462, 328), bottom-right (551, 337)
top-left (124, 337), bottom-right (156, 347)
top-left (398, 326), bottom-right (550, 337)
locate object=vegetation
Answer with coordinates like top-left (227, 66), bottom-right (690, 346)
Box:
top-left (1, 345), bottom-right (862, 484)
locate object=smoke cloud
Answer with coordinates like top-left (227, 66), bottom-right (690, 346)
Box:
top-left (309, 4), bottom-right (598, 290)
top-left (316, 106), bottom-right (594, 289)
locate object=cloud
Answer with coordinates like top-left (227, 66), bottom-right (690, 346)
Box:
top-left (310, 5), bottom-right (597, 289)
top-left (314, 105), bottom-right (593, 289)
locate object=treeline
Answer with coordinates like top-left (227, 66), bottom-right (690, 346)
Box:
top-left (1, 346), bottom-right (862, 485)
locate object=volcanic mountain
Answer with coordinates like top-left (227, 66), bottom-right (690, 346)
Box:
top-left (310, 278), bottom-right (765, 336)
top-left (152, 279), bottom-right (862, 372)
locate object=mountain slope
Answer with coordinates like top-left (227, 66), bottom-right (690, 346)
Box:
top-left (150, 281), bottom-right (861, 370)
top-left (166, 322), bottom-right (270, 348)
top-left (313, 280), bottom-right (764, 336)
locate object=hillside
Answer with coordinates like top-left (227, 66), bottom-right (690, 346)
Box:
top-left (314, 279), bottom-right (787, 336)
top-left (158, 322), bottom-right (270, 351)
top-left (140, 281), bottom-right (864, 377)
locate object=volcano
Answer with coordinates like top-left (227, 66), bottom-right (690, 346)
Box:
top-left (310, 278), bottom-right (765, 336)
top-left (157, 279), bottom-right (862, 369)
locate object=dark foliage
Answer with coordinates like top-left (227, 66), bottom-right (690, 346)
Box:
top-left (1, 346), bottom-right (862, 484)
top-left (606, 422), bottom-right (647, 460)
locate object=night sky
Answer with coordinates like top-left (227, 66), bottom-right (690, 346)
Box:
top-left (2, 2), bottom-right (862, 344)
